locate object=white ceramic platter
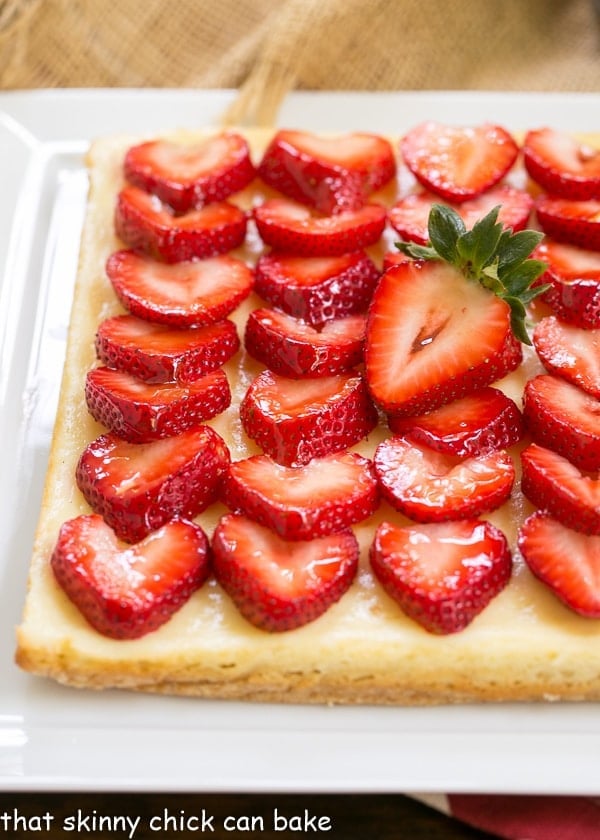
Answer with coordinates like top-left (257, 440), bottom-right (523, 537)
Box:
top-left (1, 90), bottom-right (599, 793)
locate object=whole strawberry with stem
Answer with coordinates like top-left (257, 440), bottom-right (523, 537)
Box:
top-left (366, 204), bottom-right (549, 416)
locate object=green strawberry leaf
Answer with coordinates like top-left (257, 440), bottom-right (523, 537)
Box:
top-left (456, 206), bottom-right (504, 277)
top-left (427, 204), bottom-right (465, 264)
top-left (497, 229), bottom-right (545, 275)
top-left (518, 284), bottom-right (552, 305)
top-left (502, 259), bottom-right (548, 296)
top-left (395, 241), bottom-right (438, 261)
top-left (506, 298), bottom-right (530, 344)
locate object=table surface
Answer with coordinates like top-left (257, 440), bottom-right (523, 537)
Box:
top-left (0, 793), bottom-right (498, 838)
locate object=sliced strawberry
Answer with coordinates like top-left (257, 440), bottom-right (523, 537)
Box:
top-left (253, 198), bottom-right (386, 256)
top-left (257, 129), bottom-right (396, 214)
top-left (85, 366), bottom-right (231, 443)
top-left (76, 428), bottom-right (230, 543)
top-left (521, 443), bottom-right (600, 536)
top-left (535, 196), bottom-right (600, 251)
top-left (51, 515), bottom-right (210, 639)
top-left (523, 128), bottom-right (600, 201)
top-left (114, 185), bottom-right (247, 262)
top-left (95, 314), bottom-right (240, 383)
top-left (254, 250), bottom-right (379, 325)
top-left (244, 308), bottom-right (365, 378)
top-left (220, 451), bottom-right (378, 540)
top-left (124, 132), bottom-right (255, 212)
top-left (533, 316), bottom-right (600, 398)
top-left (388, 186), bottom-right (533, 246)
top-left (387, 387), bottom-right (524, 456)
top-left (400, 122), bottom-right (518, 202)
top-left (240, 369), bottom-right (378, 466)
top-left (523, 374), bottom-right (600, 472)
top-left (518, 511), bottom-right (600, 617)
top-left (212, 513), bottom-right (359, 631)
top-left (365, 260), bottom-right (522, 416)
top-left (534, 238), bottom-right (600, 278)
top-left (374, 436), bottom-right (514, 522)
top-left (369, 519), bottom-right (512, 634)
top-left (532, 239), bottom-right (600, 328)
top-left (106, 250), bottom-right (253, 327)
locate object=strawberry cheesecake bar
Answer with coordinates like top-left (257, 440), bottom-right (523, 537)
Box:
top-left (15, 123), bottom-right (600, 703)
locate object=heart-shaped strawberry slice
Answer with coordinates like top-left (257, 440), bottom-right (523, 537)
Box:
top-left (523, 128), bottom-right (600, 201)
top-left (374, 436), bottom-right (515, 522)
top-left (533, 316), bottom-right (600, 399)
top-left (114, 186), bottom-right (247, 262)
top-left (387, 387), bottom-right (524, 456)
top-left (85, 366), bottom-right (231, 442)
top-left (370, 519), bottom-right (512, 634)
top-left (518, 511), bottom-right (600, 617)
top-left (258, 129), bottom-right (396, 214)
top-left (388, 185), bottom-right (533, 245)
top-left (244, 308), bottom-right (366, 378)
top-left (240, 369), bottom-right (378, 466)
top-left (521, 443), bottom-right (600, 536)
top-left (532, 239), bottom-right (600, 329)
top-left (220, 451), bottom-right (379, 540)
top-left (254, 250), bottom-right (379, 326)
top-left (51, 515), bottom-right (210, 639)
top-left (95, 314), bottom-right (240, 383)
top-left (124, 132), bottom-right (256, 212)
top-left (76, 427), bottom-right (230, 542)
top-left (212, 514), bottom-right (359, 631)
top-left (523, 374), bottom-right (600, 472)
top-left (401, 121), bottom-right (518, 202)
top-left (253, 198), bottom-right (386, 256)
top-left (106, 250), bottom-right (253, 328)
top-left (535, 196), bottom-right (600, 252)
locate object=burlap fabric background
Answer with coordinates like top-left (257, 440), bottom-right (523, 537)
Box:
top-left (1, 0), bottom-right (598, 124)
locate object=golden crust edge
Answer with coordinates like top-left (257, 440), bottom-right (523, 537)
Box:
top-left (15, 639), bottom-right (600, 705)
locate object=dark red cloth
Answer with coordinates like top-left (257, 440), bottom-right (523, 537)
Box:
top-left (448, 795), bottom-right (600, 840)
